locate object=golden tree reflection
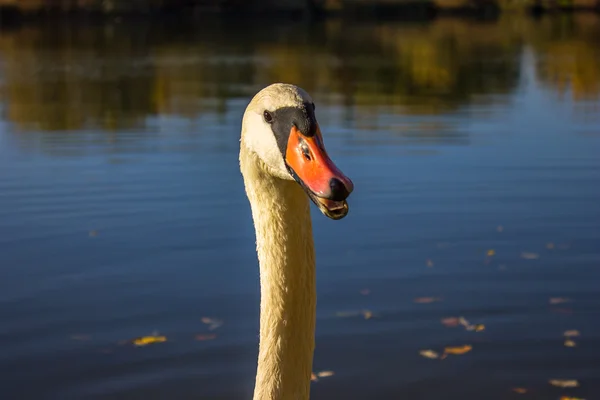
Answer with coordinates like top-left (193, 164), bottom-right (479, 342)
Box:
top-left (0, 15), bottom-right (599, 136)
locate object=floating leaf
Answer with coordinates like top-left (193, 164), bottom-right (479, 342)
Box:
top-left (201, 317), bottom-right (223, 331)
top-left (195, 334), bottom-right (217, 341)
top-left (549, 379), bottom-right (579, 388)
top-left (459, 317), bottom-right (472, 328)
top-left (426, 259), bottom-right (434, 267)
top-left (444, 345), bottom-right (472, 355)
top-left (564, 339), bottom-right (577, 347)
top-left (419, 350), bottom-right (440, 359)
top-left (512, 387), bottom-right (527, 394)
top-left (317, 370), bottom-right (334, 378)
top-left (564, 330), bottom-right (580, 337)
top-left (414, 297), bottom-right (441, 304)
top-left (474, 324), bottom-right (486, 332)
top-left (362, 310), bottom-right (373, 320)
top-left (132, 335), bottom-right (167, 346)
top-left (546, 242), bottom-right (555, 249)
top-left (521, 252), bottom-right (540, 259)
top-left (487, 249), bottom-right (496, 256)
top-left (560, 397), bottom-right (585, 400)
top-left (441, 317), bottom-right (460, 327)
top-left (311, 370), bottom-right (334, 382)
top-left (89, 230), bottom-right (98, 237)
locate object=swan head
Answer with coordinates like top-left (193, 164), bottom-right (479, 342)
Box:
top-left (241, 83), bottom-right (354, 220)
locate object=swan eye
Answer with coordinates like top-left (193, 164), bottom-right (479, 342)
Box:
top-left (263, 110), bottom-right (273, 124)
top-left (301, 143), bottom-right (311, 161)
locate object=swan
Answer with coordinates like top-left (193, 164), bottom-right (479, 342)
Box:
top-left (239, 83), bottom-right (354, 400)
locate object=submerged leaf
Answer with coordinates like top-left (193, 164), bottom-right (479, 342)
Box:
top-left (335, 311), bottom-right (361, 318)
top-left (70, 334), bottom-right (92, 341)
top-left (132, 335), bottom-right (167, 346)
top-left (195, 334), bottom-right (217, 341)
top-left (521, 252), bottom-right (540, 259)
top-left (444, 345), bottom-right (472, 355)
top-left (564, 330), bottom-right (581, 337)
top-left (414, 297), bottom-right (441, 304)
top-left (201, 317), bottom-right (223, 331)
top-left (549, 379), bottom-right (579, 388)
top-left (549, 297), bottom-right (572, 305)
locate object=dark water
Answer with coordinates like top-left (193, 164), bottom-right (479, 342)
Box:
top-left (1, 14), bottom-right (600, 400)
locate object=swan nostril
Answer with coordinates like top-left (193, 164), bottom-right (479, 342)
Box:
top-left (328, 178), bottom-right (350, 201)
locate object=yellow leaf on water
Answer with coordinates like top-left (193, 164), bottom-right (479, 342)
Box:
top-left (419, 350), bottom-right (440, 359)
top-left (564, 339), bottom-right (577, 347)
top-left (549, 379), bottom-right (579, 388)
top-left (487, 249), bottom-right (495, 256)
top-left (444, 345), bottom-right (472, 355)
top-left (512, 387), bottom-right (528, 394)
top-left (362, 310), bottom-right (373, 320)
top-left (132, 335), bottom-right (167, 346)
top-left (317, 370), bottom-right (334, 378)
top-left (475, 324), bottom-right (485, 332)
top-left (564, 330), bottom-right (580, 337)
top-left (560, 397), bottom-right (586, 400)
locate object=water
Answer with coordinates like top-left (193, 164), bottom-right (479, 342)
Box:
top-left (0, 14), bottom-right (599, 400)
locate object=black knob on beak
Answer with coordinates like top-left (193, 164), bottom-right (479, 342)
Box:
top-left (328, 178), bottom-right (350, 201)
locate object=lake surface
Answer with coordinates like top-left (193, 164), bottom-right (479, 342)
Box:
top-left (1, 14), bottom-right (599, 400)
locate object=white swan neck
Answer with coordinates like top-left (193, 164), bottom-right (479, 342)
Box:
top-left (241, 148), bottom-right (316, 400)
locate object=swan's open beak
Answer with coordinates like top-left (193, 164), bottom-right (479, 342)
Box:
top-left (285, 124), bottom-right (354, 220)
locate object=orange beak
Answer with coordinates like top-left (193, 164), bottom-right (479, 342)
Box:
top-left (285, 124), bottom-right (354, 219)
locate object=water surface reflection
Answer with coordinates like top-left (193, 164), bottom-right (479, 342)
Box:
top-left (0, 14), bottom-right (599, 400)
